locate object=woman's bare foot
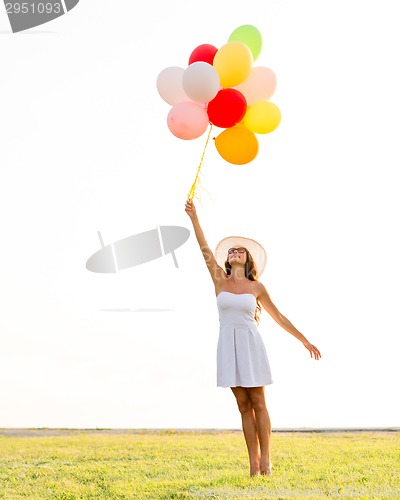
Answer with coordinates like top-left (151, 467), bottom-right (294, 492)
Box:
top-left (250, 460), bottom-right (260, 477)
top-left (260, 458), bottom-right (272, 476)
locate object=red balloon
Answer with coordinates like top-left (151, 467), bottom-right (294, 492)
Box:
top-left (189, 44), bottom-right (218, 66)
top-left (207, 89), bottom-right (247, 128)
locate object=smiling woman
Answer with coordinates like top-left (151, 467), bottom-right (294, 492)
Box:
top-left (184, 198), bottom-right (321, 477)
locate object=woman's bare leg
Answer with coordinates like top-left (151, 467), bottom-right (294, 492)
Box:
top-left (231, 387), bottom-right (260, 476)
top-left (248, 387), bottom-right (272, 475)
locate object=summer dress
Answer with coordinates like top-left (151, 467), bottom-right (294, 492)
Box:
top-left (216, 291), bottom-right (273, 387)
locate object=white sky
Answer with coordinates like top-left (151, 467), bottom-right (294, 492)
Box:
top-left (1, 0), bottom-right (399, 430)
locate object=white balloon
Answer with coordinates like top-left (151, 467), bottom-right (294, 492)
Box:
top-left (182, 62), bottom-right (220, 104)
top-left (156, 66), bottom-right (192, 106)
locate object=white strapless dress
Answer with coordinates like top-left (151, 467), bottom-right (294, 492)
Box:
top-left (216, 291), bottom-right (273, 388)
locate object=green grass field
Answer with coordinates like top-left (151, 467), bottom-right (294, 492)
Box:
top-left (0, 430), bottom-right (399, 499)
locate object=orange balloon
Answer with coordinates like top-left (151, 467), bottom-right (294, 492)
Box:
top-left (214, 126), bottom-right (258, 165)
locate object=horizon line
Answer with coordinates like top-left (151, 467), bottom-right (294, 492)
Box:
top-left (1, 427), bottom-right (399, 437)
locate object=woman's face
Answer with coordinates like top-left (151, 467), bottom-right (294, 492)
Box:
top-left (227, 247), bottom-right (248, 266)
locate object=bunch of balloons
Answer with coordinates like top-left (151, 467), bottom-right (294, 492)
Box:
top-left (156, 25), bottom-right (281, 166)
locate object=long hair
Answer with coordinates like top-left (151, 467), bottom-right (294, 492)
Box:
top-left (224, 248), bottom-right (262, 324)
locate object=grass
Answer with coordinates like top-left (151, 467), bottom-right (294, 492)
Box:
top-left (0, 430), bottom-right (399, 499)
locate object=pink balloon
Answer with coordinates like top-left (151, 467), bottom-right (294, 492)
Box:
top-left (167, 102), bottom-right (209, 140)
top-left (234, 67), bottom-right (277, 106)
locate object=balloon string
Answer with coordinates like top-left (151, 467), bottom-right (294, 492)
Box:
top-left (187, 123), bottom-right (213, 201)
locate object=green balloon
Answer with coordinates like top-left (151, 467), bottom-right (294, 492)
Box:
top-left (228, 25), bottom-right (263, 61)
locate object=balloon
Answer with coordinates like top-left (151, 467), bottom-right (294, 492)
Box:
top-left (207, 89), bottom-right (247, 128)
top-left (214, 126), bottom-right (259, 165)
top-left (228, 25), bottom-right (263, 61)
top-left (234, 67), bottom-right (277, 106)
top-left (213, 42), bottom-right (252, 88)
top-left (156, 66), bottom-right (191, 106)
top-left (189, 44), bottom-right (218, 65)
top-left (182, 62), bottom-right (220, 104)
top-left (167, 101), bottom-right (209, 140)
top-left (244, 101), bottom-right (281, 134)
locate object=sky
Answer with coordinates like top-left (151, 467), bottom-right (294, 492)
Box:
top-left (1, 0), bottom-right (399, 430)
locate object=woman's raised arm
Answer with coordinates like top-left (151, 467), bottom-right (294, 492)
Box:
top-left (185, 199), bottom-right (223, 285)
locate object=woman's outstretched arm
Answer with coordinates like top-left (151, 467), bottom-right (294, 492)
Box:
top-left (257, 282), bottom-right (321, 360)
top-left (185, 199), bottom-right (223, 285)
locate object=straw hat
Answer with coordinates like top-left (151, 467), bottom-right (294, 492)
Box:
top-left (215, 236), bottom-right (267, 277)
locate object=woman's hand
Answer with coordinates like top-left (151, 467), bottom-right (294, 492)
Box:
top-left (185, 199), bottom-right (197, 220)
top-left (303, 340), bottom-right (321, 360)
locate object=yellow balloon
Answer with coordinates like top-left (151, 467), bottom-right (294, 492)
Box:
top-left (213, 42), bottom-right (253, 88)
top-left (244, 101), bottom-right (281, 134)
top-left (214, 126), bottom-right (258, 165)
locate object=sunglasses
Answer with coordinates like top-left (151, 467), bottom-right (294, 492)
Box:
top-left (227, 247), bottom-right (247, 254)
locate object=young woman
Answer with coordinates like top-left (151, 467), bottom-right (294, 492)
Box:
top-left (185, 199), bottom-right (321, 477)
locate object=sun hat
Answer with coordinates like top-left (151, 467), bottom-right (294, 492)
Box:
top-left (215, 236), bottom-right (267, 277)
